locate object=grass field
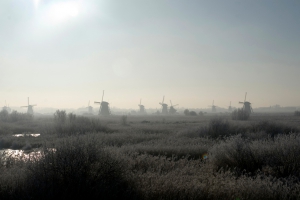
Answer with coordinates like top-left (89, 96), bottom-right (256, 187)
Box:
top-left (0, 111), bottom-right (300, 199)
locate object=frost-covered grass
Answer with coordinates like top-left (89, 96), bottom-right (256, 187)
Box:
top-left (0, 112), bottom-right (300, 199)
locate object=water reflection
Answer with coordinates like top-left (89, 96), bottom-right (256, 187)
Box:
top-left (12, 133), bottom-right (41, 137)
top-left (0, 148), bottom-right (56, 164)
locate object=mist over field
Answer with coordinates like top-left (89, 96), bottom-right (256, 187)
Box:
top-left (1, 0), bottom-right (300, 199)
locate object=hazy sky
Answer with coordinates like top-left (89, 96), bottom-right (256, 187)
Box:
top-left (1, 0), bottom-right (300, 110)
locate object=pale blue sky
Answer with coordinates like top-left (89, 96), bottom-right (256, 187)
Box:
top-left (1, 0), bottom-right (299, 109)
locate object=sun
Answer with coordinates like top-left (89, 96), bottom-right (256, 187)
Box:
top-left (47, 1), bottom-right (80, 23)
top-left (33, 0), bottom-right (40, 10)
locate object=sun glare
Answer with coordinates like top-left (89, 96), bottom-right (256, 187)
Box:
top-left (47, 1), bottom-right (80, 23)
top-left (33, 0), bottom-right (40, 10)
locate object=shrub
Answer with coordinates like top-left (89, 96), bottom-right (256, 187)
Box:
top-left (21, 135), bottom-right (138, 199)
top-left (55, 117), bottom-right (109, 136)
top-left (250, 120), bottom-right (298, 137)
top-left (189, 111), bottom-right (197, 116)
top-left (53, 110), bottom-right (66, 124)
top-left (232, 108), bottom-right (250, 120)
top-left (68, 113), bottom-right (77, 123)
top-left (181, 117), bottom-right (298, 140)
top-left (207, 117), bottom-right (232, 138)
top-left (0, 110), bottom-right (33, 122)
top-left (210, 135), bottom-right (260, 173)
top-left (198, 111), bottom-right (204, 116)
top-left (183, 109), bottom-right (189, 116)
top-left (0, 110), bottom-right (9, 121)
top-left (190, 118), bottom-right (250, 138)
top-left (9, 111), bottom-right (19, 122)
top-left (210, 134), bottom-right (300, 178)
top-left (121, 115), bottom-right (128, 126)
top-left (50, 110), bottom-right (110, 136)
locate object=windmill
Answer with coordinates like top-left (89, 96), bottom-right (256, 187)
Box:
top-left (208, 100), bottom-right (217, 112)
top-left (86, 100), bottom-right (93, 115)
top-left (159, 96), bottom-right (168, 115)
top-left (94, 90), bottom-right (110, 116)
top-left (228, 101), bottom-right (232, 112)
top-left (169, 100), bottom-right (178, 114)
top-left (239, 92), bottom-right (253, 114)
top-left (138, 99), bottom-right (146, 114)
top-left (2, 101), bottom-right (11, 113)
top-left (21, 97), bottom-right (36, 115)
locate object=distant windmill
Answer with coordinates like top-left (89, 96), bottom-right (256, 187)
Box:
top-left (86, 100), bottom-right (93, 115)
top-left (138, 99), bottom-right (146, 114)
top-left (208, 100), bottom-right (217, 112)
top-left (159, 96), bottom-right (168, 115)
top-left (169, 100), bottom-right (178, 114)
top-left (228, 101), bottom-right (232, 112)
top-left (2, 101), bottom-right (11, 113)
top-left (239, 92), bottom-right (253, 114)
top-left (21, 97), bottom-right (37, 115)
top-left (94, 90), bottom-right (110, 116)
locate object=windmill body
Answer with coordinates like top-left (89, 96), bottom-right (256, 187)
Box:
top-left (100, 101), bottom-right (110, 115)
top-left (244, 102), bottom-right (252, 113)
top-left (169, 106), bottom-right (177, 114)
top-left (94, 91), bottom-right (111, 116)
top-left (21, 97), bottom-right (36, 115)
top-left (94, 101), bottom-right (110, 116)
top-left (138, 99), bottom-right (146, 114)
top-left (161, 104), bottom-right (168, 114)
top-left (239, 101), bottom-right (252, 113)
top-left (169, 100), bottom-right (178, 115)
top-left (208, 100), bottom-right (217, 112)
top-left (239, 92), bottom-right (253, 114)
top-left (28, 106), bottom-right (34, 114)
top-left (86, 101), bottom-right (93, 115)
top-left (139, 105), bottom-right (145, 113)
top-left (159, 96), bottom-right (168, 115)
top-left (212, 105), bottom-right (216, 112)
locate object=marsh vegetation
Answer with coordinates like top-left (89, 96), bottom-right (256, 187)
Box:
top-left (0, 111), bottom-right (300, 199)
